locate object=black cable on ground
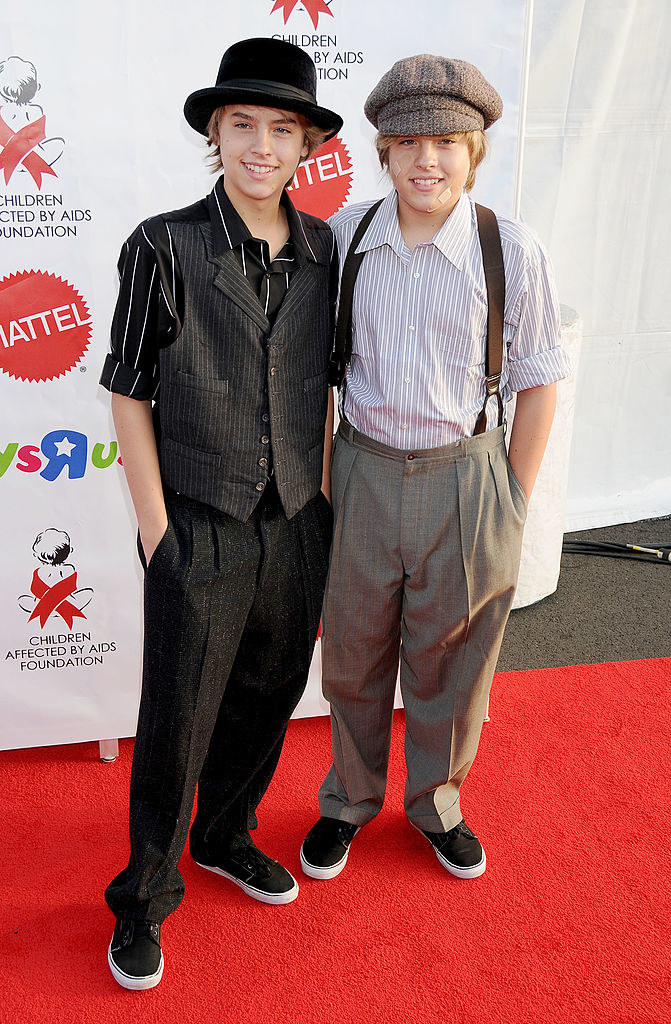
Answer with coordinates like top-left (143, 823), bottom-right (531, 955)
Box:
top-left (562, 539), bottom-right (671, 564)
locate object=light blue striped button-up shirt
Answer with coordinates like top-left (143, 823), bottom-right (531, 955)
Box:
top-left (329, 189), bottom-right (570, 450)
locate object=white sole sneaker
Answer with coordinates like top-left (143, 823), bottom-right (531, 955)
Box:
top-left (299, 826), bottom-right (360, 880)
top-left (433, 846), bottom-right (486, 879)
top-left (108, 943), bottom-right (164, 990)
top-left (195, 861), bottom-right (299, 905)
top-left (411, 821), bottom-right (487, 879)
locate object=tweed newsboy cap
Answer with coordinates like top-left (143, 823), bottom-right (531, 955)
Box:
top-left (364, 55), bottom-right (502, 136)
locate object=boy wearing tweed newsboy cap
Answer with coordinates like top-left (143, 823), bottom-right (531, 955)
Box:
top-left (301, 55), bottom-right (570, 881)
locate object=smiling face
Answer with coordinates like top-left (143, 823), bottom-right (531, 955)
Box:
top-left (386, 134), bottom-right (472, 223)
top-left (216, 104), bottom-right (309, 209)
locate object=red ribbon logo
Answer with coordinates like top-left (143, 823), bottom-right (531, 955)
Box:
top-left (28, 569), bottom-right (87, 628)
top-left (271, 0), bottom-right (334, 30)
top-left (0, 114), bottom-right (57, 189)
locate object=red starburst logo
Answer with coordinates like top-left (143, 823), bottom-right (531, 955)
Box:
top-left (270, 0), bottom-right (334, 31)
top-left (0, 270), bottom-right (92, 382)
top-left (287, 135), bottom-right (352, 220)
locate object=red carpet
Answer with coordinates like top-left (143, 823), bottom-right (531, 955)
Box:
top-left (2, 659), bottom-right (670, 1024)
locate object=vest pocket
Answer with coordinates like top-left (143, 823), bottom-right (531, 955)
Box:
top-left (163, 371), bottom-right (230, 453)
top-left (303, 369), bottom-right (328, 391)
top-left (163, 435), bottom-right (223, 465)
top-left (175, 369), bottom-right (229, 394)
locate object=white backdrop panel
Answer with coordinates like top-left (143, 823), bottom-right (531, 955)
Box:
top-left (0, 0), bottom-right (528, 746)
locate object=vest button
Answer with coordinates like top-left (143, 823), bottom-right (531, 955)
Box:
top-left (407, 453), bottom-right (415, 461)
top-left (262, 413), bottom-right (269, 422)
top-left (261, 435), bottom-right (270, 444)
top-left (270, 366), bottom-right (277, 376)
top-left (258, 457), bottom-right (268, 468)
top-left (255, 482), bottom-right (265, 492)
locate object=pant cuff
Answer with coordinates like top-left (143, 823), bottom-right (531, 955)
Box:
top-left (317, 796), bottom-right (377, 828)
top-left (408, 803), bottom-right (463, 834)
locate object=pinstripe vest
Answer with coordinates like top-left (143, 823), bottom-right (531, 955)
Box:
top-left (157, 212), bottom-right (333, 522)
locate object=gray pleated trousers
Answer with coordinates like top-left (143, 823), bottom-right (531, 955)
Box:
top-left (318, 420), bottom-right (528, 833)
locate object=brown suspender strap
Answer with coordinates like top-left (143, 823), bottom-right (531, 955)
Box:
top-left (329, 198), bottom-right (505, 439)
top-left (328, 199), bottom-right (384, 386)
top-left (473, 203), bottom-right (505, 435)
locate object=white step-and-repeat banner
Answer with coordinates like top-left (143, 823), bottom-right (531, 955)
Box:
top-left (1, 0), bottom-right (529, 749)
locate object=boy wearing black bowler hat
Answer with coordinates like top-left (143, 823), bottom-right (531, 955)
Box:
top-left (100, 38), bottom-right (342, 989)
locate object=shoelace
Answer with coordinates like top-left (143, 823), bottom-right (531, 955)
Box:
top-left (335, 823), bottom-right (357, 843)
top-left (230, 845), bottom-right (274, 878)
top-left (450, 821), bottom-right (475, 840)
top-left (314, 818), bottom-right (357, 844)
top-left (428, 821), bottom-right (475, 851)
top-left (433, 822), bottom-right (477, 852)
top-left (116, 919), bottom-right (160, 948)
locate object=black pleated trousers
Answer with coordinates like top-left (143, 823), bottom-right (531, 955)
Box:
top-left (105, 479), bottom-right (332, 923)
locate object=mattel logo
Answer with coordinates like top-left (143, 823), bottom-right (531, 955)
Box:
top-left (287, 135), bottom-right (352, 219)
top-left (0, 270), bottom-right (91, 382)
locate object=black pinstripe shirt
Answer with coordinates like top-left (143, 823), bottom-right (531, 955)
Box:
top-left (101, 176), bottom-right (314, 401)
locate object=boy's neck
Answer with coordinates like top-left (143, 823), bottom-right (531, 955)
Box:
top-left (223, 180), bottom-right (289, 255)
top-left (396, 192), bottom-right (461, 250)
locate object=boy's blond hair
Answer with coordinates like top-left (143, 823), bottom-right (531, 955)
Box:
top-left (206, 106), bottom-right (329, 173)
top-left (375, 130), bottom-right (488, 192)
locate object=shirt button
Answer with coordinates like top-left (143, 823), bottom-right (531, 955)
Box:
top-left (256, 481), bottom-right (265, 491)
top-left (413, 273), bottom-right (420, 279)
top-left (261, 435), bottom-right (270, 444)
top-left (258, 457), bottom-right (268, 468)
top-left (408, 325), bottom-right (415, 332)
top-left (262, 413), bottom-right (269, 422)
top-left (404, 378), bottom-right (411, 384)
top-left (401, 423), bottom-right (408, 430)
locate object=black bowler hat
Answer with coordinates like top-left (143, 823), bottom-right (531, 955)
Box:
top-left (184, 38), bottom-right (343, 140)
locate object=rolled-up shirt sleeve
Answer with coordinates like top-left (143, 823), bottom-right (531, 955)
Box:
top-left (505, 234), bottom-right (571, 394)
top-left (100, 221), bottom-right (179, 400)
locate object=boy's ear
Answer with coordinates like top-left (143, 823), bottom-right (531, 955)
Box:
top-left (300, 136), bottom-right (310, 161)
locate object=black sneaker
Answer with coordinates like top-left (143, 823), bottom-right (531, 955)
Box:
top-left (108, 918), bottom-right (164, 990)
top-left (194, 842), bottom-right (299, 904)
top-left (415, 820), bottom-right (486, 878)
top-left (300, 816), bottom-right (360, 879)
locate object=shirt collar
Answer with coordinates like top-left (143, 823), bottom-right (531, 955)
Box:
top-left (429, 190), bottom-right (472, 270)
top-left (208, 176), bottom-right (321, 265)
top-left (355, 189), bottom-right (406, 259)
top-left (355, 187), bottom-right (473, 271)
top-left (209, 177), bottom-right (250, 252)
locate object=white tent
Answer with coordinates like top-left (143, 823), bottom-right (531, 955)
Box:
top-left (524, 0), bottom-right (671, 529)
